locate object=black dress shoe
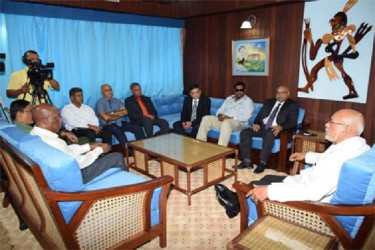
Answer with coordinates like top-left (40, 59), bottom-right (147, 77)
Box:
top-left (236, 161), bottom-right (253, 169)
top-left (254, 163), bottom-right (266, 174)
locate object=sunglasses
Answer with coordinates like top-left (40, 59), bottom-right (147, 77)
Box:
top-left (234, 88), bottom-right (245, 92)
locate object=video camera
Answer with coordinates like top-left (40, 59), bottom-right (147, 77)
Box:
top-left (27, 61), bottom-right (54, 87)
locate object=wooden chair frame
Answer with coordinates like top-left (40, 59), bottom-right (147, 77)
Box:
top-left (0, 135), bottom-right (173, 249)
top-left (233, 181), bottom-right (375, 249)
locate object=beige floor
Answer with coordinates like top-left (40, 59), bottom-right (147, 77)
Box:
top-left (0, 158), bottom-right (285, 249)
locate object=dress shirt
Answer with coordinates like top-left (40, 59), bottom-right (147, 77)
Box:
top-left (61, 103), bottom-right (99, 131)
top-left (96, 97), bottom-right (124, 126)
top-left (7, 67), bottom-right (52, 103)
top-left (216, 95), bottom-right (254, 124)
top-left (192, 99), bottom-right (199, 108)
top-left (268, 136), bottom-right (370, 202)
top-left (30, 126), bottom-right (103, 169)
top-left (263, 101), bottom-right (284, 126)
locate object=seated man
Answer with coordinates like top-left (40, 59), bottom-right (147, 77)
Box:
top-left (125, 82), bottom-right (169, 138)
top-left (246, 109), bottom-right (369, 224)
top-left (196, 81), bottom-right (254, 147)
top-left (96, 83), bottom-right (145, 152)
top-left (61, 87), bottom-right (112, 144)
top-left (30, 104), bottom-right (126, 183)
top-left (9, 99), bottom-right (85, 144)
top-left (238, 85), bottom-right (299, 173)
top-left (173, 84), bottom-right (211, 138)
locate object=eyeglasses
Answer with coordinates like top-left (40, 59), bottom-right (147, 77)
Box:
top-left (326, 120), bottom-right (347, 126)
top-left (234, 88), bottom-right (245, 92)
top-left (276, 91), bottom-right (288, 94)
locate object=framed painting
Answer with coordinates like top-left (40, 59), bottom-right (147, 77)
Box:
top-left (232, 37), bottom-right (269, 76)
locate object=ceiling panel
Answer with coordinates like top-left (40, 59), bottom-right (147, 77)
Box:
top-left (17, 0), bottom-right (305, 19)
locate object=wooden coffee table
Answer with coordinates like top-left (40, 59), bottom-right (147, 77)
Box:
top-left (126, 133), bottom-right (238, 205)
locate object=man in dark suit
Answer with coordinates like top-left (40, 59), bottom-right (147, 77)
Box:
top-left (237, 85), bottom-right (299, 173)
top-left (125, 82), bottom-right (169, 138)
top-left (173, 84), bottom-right (211, 138)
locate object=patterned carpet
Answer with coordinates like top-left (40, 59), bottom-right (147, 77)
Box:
top-left (0, 158), bottom-right (286, 249)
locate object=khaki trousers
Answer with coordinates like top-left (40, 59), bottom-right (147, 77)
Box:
top-left (196, 115), bottom-right (246, 146)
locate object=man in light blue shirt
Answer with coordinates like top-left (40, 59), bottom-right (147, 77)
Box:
top-left (96, 84), bottom-right (145, 153)
top-left (196, 81), bottom-right (254, 146)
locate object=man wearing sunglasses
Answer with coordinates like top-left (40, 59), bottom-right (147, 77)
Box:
top-left (237, 85), bottom-right (299, 173)
top-left (196, 81), bottom-right (254, 147)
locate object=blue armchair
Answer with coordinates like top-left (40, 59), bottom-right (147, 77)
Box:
top-left (233, 145), bottom-right (375, 249)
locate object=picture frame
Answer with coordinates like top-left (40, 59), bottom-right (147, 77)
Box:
top-left (232, 37), bottom-right (269, 76)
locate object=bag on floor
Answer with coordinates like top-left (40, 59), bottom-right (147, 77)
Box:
top-left (214, 184), bottom-right (240, 218)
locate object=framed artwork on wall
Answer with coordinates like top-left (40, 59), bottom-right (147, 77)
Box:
top-left (232, 37), bottom-right (269, 76)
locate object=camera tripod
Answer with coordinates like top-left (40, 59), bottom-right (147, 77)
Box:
top-left (24, 81), bottom-right (53, 106)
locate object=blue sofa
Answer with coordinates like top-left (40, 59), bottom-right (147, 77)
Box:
top-left (0, 122), bottom-right (173, 249)
top-left (233, 145), bottom-right (375, 249)
top-left (147, 95), bottom-right (305, 171)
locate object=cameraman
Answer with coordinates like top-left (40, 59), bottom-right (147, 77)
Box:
top-left (6, 50), bottom-right (60, 104)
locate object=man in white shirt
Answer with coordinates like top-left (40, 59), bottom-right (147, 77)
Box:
top-left (247, 109), bottom-right (370, 203)
top-left (30, 104), bottom-right (126, 183)
top-left (61, 87), bottom-right (112, 144)
top-left (196, 81), bottom-right (254, 147)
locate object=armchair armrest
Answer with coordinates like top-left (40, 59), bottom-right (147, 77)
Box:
top-left (233, 181), bottom-right (375, 249)
top-left (35, 163), bottom-right (174, 249)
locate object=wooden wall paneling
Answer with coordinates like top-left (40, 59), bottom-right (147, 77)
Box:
top-left (183, 1), bottom-right (374, 144)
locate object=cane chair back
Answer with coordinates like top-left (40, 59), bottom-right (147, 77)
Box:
top-left (290, 133), bottom-right (328, 175)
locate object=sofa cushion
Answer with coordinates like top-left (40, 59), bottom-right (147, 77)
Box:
top-left (330, 145), bottom-right (375, 238)
top-left (151, 95), bottom-right (184, 116)
top-left (209, 97), bottom-right (224, 115)
top-left (159, 113), bottom-right (181, 128)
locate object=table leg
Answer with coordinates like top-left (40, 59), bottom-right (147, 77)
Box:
top-left (186, 166), bottom-right (192, 206)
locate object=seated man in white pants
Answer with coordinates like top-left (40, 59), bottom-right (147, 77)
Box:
top-left (196, 81), bottom-right (254, 147)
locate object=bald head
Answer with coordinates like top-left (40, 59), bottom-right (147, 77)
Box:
top-left (336, 109), bottom-right (364, 136)
top-left (32, 104), bottom-right (62, 133)
top-left (325, 109), bottom-right (365, 143)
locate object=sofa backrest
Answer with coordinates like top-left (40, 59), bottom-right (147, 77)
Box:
top-left (209, 97), bottom-right (225, 116)
top-left (151, 95), bottom-right (185, 116)
top-left (0, 125), bottom-right (84, 192)
top-left (330, 145), bottom-right (375, 238)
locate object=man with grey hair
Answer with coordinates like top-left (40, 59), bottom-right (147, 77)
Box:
top-left (96, 83), bottom-right (145, 153)
top-left (247, 109), bottom-right (369, 204)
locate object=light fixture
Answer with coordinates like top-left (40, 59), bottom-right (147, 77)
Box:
top-left (240, 15), bottom-right (257, 29)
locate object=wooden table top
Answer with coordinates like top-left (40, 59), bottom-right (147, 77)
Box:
top-left (128, 133), bottom-right (235, 166)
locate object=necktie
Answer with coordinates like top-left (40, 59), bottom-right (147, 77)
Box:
top-left (191, 100), bottom-right (198, 121)
top-left (265, 103), bottom-right (281, 129)
top-left (136, 97), bottom-right (149, 116)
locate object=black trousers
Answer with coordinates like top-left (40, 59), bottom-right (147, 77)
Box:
top-left (173, 121), bottom-right (200, 138)
top-left (71, 127), bottom-right (112, 144)
top-left (141, 117), bottom-right (169, 138)
top-left (104, 122), bottom-right (145, 151)
top-left (240, 127), bottom-right (277, 164)
top-left (81, 152), bottom-right (126, 183)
